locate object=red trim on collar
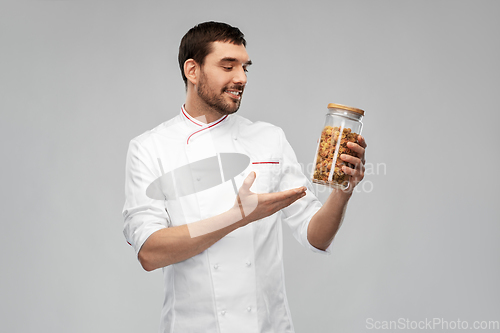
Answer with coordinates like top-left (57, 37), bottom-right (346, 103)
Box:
top-left (186, 115), bottom-right (228, 144)
top-left (181, 107), bottom-right (203, 127)
top-left (252, 161), bottom-right (280, 164)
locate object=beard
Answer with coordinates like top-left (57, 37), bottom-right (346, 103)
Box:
top-left (197, 70), bottom-right (244, 116)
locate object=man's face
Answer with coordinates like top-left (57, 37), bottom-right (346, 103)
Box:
top-left (196, 41), bottom-right (251, 116)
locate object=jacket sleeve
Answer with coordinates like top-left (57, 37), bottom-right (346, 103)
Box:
top-left (277, 128), bottom-right (332, 255)
top-left (122, 139), bottom-right (169, 257)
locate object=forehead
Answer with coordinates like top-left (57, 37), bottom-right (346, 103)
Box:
top-left (205, 41), bottom-right (250, 64)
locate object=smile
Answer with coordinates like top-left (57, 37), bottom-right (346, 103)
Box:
top-left (225, 90), bottom-right (242, 99)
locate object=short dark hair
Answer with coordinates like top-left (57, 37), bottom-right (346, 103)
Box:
top-left (178, 21), bottom-right (246, 85)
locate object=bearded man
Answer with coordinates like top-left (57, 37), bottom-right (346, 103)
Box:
top-left (123, 21), bottom-right (367, 333)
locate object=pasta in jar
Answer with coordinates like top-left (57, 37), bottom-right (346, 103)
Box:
top-left (312, 104), bottom-right (364, 189)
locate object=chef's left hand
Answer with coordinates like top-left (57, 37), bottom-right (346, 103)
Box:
top-left (339, 135), bottom-right (367, 190)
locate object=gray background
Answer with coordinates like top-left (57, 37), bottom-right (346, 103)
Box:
top-left (1, 1), bottom-right (499, 332)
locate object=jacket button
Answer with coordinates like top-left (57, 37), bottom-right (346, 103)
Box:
top-left (214, 264), bottom-right (219, 269)
top-left (245, 261), bottom-right (251, 267)
top-left (221, 310), bottom-right (226, 316)
top-left (247, 306), bottom-right (252, 312)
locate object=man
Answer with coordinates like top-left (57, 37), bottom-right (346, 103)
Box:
top-left (123, 21), bottom-right (366, 333)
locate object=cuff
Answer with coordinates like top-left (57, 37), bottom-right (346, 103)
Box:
top-left (307, 239), bottom-right (333, 255)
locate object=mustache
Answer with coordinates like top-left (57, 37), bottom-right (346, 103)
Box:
top-left (224, 85), bottom-right (245, 91)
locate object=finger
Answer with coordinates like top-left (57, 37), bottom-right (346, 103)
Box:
top-left (358, 135), bottom-right (367, 148)
top-left (274, 187), bottom-right (306, 200)
top-left (288, 186), bottom-right (307, 196)
top-left (240, 171), bottom-right (256, 193)
top-left (253, 189), bottom-right (306, 219)
top-left (271, 190), bottom-right (307, 210)
top-left (346, 141), bottom-right (365, 158)
top-left (262, 187), bottom-right (306, 204)
top-left (340, 154), bottom-right (363, 168)
top-left (341, 164), bottom-right (365, 176)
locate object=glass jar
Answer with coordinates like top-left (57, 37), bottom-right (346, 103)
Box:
top-left (312, 103), bottom-right (365, 189)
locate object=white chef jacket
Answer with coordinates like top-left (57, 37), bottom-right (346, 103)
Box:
top-left (123, 106), bottom-right (332, 333)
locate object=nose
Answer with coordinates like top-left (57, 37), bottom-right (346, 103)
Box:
top-left (233, 66), bottom-right (247, 86)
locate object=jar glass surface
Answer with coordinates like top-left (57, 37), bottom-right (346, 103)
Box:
top-left (312, 105), bottom-right (364, 189)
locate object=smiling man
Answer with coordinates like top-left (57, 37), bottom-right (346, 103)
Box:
top-left (123, 21), bottom-right (367, 333)
top-left (182, 33), bottom-right (251, 120)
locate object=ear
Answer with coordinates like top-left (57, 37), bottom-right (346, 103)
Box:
top-left (184, 59), bottom-right (199, 86)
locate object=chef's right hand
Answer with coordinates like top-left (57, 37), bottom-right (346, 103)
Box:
top-left (234, 172), bottom-right (307, 224)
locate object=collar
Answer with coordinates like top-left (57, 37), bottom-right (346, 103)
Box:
top-left (180, 105), bottom-right (229, 144)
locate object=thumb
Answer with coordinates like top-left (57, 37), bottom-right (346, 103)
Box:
top-left (240, 171), bottom-right (256, 192)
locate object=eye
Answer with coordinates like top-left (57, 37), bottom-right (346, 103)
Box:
top-left (223, 66), bottom-right (233, 71)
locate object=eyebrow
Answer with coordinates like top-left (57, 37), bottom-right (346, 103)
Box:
top-left (219, 57), bottom-right (252, 66)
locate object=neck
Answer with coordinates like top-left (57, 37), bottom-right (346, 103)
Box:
top-left (184, 87), bottom-right (225, 124)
